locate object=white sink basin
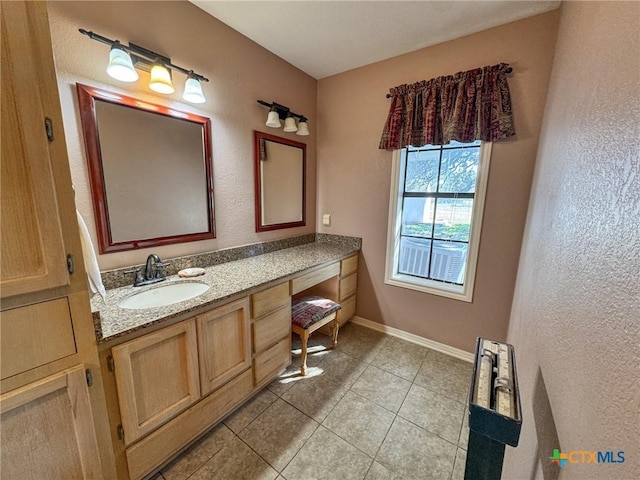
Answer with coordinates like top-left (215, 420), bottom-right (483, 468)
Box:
top-left (118, 282), bottom-right (210, 310)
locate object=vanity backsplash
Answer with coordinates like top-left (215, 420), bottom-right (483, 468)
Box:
top-left (101, 233), bottom-right (361, 290)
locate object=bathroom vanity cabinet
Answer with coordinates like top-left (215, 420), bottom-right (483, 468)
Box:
top-left (99, 253), bottom-right (358, 479)
top-left (0, 2), bottom-right (115, 478)
top-left (102, 283), bottom-right (291, 479)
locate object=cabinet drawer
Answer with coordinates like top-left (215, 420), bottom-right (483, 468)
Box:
top-left (1, 298), bottom-right (76, 380)
top-left (341, 255), bottom-right (358, 277)
top-left (339, 273), bottom-right (358, 301)
top-left (339, 295), bottom-right (356, 325)
top-left (253, 337), bottom-right (290, 387)
top-left (126, 368), bottom-right (253, 480)
top-left (291, 262), bottom-right (340, 295)
top-left (252, 305), bottom-right (291, 354)
top-left (251, 282), bottom-right (289, 319)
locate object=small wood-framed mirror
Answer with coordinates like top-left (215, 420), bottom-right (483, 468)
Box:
top-left (254, 131), bottom-right (306, 232)
top-left (77, 84), bottom-right (215, 253)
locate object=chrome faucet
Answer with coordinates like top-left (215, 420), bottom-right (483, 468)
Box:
top-left (125, 254), bottom-right (170, 287)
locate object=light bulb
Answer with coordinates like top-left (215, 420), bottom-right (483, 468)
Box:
top-left (106, 44), bottom-right (138, 82)
top-left (265, 107), bottom-right (281, 128)
top-left (183, 74), bottom-right (206, 103)
top-left (296, 120), bottom-right (309, 136)
top-left (283, 115), bottom-right (298, 132)
top-left (149, 63), bottom-right (174, 94)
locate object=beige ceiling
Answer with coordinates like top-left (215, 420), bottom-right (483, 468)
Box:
top-left (190, 0), bottom-right (561, 79)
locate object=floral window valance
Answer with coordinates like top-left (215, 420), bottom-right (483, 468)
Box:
top-left (379, 63), bottom-right (515, 150)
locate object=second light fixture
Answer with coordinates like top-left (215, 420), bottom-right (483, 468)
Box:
top-left (259, 100), bottom-right (309, 136)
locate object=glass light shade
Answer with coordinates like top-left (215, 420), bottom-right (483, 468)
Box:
top-left (183, 76), bottom-right (206, 103)
top-left (265, 109), bottom-right (281, 128)
top-left (106, 45), bottom-right (139, 82)
top-left (149, 64), bottom-right (175, 94)
top-left (283, 115), bottom-right (298, 132)
top-left (296, 120), bottom-right (310, 136)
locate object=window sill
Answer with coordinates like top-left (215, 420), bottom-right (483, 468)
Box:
top-left (384, 274), bottom-right (473, 302)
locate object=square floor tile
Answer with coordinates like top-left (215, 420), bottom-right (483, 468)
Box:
top-left (281, 372), bottom-right (348, 422)
top-left (238, 398), bottom-right (318, 471)
top-left (376, 417), bottom-right (456, 480)
top-left (224, 389), bottom-right (278, 433)
top-left (162, 423), bottom-right (234, 480)
top-left (459, 406), bottom-right (469, 450)
top-left (282, 426), bottom-right (372, 480)
top-left (268, 345), bottom-right (328, 397)
top-left (322, 391), bottom-right (395, 456)
top-left (398, 384), bottom-right (465, 444)
top-left (335, 324), bottom-right (389, 362)
top-left (452, 448), bottom-right (467, 480)
top-left (371, 337), bottom-right (429, 381)
top-left (316, 349), bottom-right (368, 389)
top-left (189, 435), bottom-right (278, 480)
top-left (414, 351), bottom-right (472, 403)
top-left (351, 365), bottom-right (411, 413)
top-left (364, 461), bottom-right (403, 480)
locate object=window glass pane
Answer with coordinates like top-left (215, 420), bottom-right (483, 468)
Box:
top-left (430, 241), bottom-right (468, 284)
top-left (433, 198), bottom-right (473, 241)
top-left (446, 140), bottom-right (481, 148)
top-left (439, 147), bottom-right (480, 193)
top-left (401, 197), bottom-right (435, 238)
top-left (405, 149), bottom-right (439, 193)
top-left (399, 237), bottom-right (431, 278)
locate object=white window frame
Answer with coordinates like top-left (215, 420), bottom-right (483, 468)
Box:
top-left (384, 142), bottom-right (492, 302)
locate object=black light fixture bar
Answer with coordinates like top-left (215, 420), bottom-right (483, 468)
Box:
top-left (257, 100), bottom-right (307, 122)
top-left (79, 29), bottom-right (209, 83)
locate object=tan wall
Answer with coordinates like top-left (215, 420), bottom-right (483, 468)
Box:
top-left (317, 11), bottom-right (560, 352)
top-left (47, 1), bottom-right (317, 270)
top-left (504, 2), bottom-right (640, 478)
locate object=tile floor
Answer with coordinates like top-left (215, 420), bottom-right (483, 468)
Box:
top-left (154, 322), bottom-right (472, 480)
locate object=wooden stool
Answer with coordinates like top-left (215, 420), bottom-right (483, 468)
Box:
top-left (291, 296), bottom-right (341, 375)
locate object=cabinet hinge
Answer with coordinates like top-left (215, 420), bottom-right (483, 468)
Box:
top-left (117, 424), bottom-right (125, 442)
top-left (66, 253), bottom-right (75, 274)
top-left (85, 368), bottom-right (93, 387)
top-left (107, 355), bottom-right (115, 372)
top-left (44, 117), bottom-right (54, 142)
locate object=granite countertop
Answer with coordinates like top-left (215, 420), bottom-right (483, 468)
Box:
top-left (92, 242), bottom-right (359, 343)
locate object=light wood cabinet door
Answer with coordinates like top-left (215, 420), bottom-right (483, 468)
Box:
top-left (0, 1), bottom-right (69, 299)
top-left (196, 298), bottom-right (251, 395)
top-left (112, 320), bottom-right (200, 444)
top-left (0, 366), bottom-right (102, 479)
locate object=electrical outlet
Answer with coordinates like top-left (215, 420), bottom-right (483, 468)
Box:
top-left (322, 214), bottom-right (331, 226)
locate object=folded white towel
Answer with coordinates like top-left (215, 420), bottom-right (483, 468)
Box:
top-left (76, 210), bottom-right (106, 300)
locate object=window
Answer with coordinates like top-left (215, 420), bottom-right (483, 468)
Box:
top-left (385, 141), bottom-right (491, 302)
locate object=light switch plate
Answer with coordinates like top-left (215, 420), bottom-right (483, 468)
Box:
top-left (322, 214), bottom-right (331, 226)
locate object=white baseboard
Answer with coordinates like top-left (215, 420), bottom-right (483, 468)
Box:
top-left (350, 316), bottom-right (474, 363)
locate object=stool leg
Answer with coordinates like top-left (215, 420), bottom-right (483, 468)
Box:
top-left (300, 329), bottom-right (309, 375)
top-left (331, 316), bottom-right (339, 350)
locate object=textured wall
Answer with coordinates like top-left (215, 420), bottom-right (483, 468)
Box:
top-left (503, 2), bottom-right (640, 478)
top-left (47, 1), bottom-right (317, 270)
top-left (316, 11), bottom-right (560, 352)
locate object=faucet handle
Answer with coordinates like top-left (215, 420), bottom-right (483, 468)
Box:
top-left (154, 261), bottom-right (171, 278)
top-left (123, 267), bottom-right (144, 286)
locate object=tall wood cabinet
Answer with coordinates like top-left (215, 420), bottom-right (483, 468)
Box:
top-left (0, 2), bottom-right (115, 478)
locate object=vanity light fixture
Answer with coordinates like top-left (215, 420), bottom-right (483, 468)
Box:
top-left (257, 100), bottom-right (309, 136)
top-left (80, 29), bottom-right (209, 104)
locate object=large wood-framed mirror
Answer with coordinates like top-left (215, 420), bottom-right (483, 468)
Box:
top-left (254, 131), bottom-right (306, 232)
top-left (76, 84), bottom-right (215, 253)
